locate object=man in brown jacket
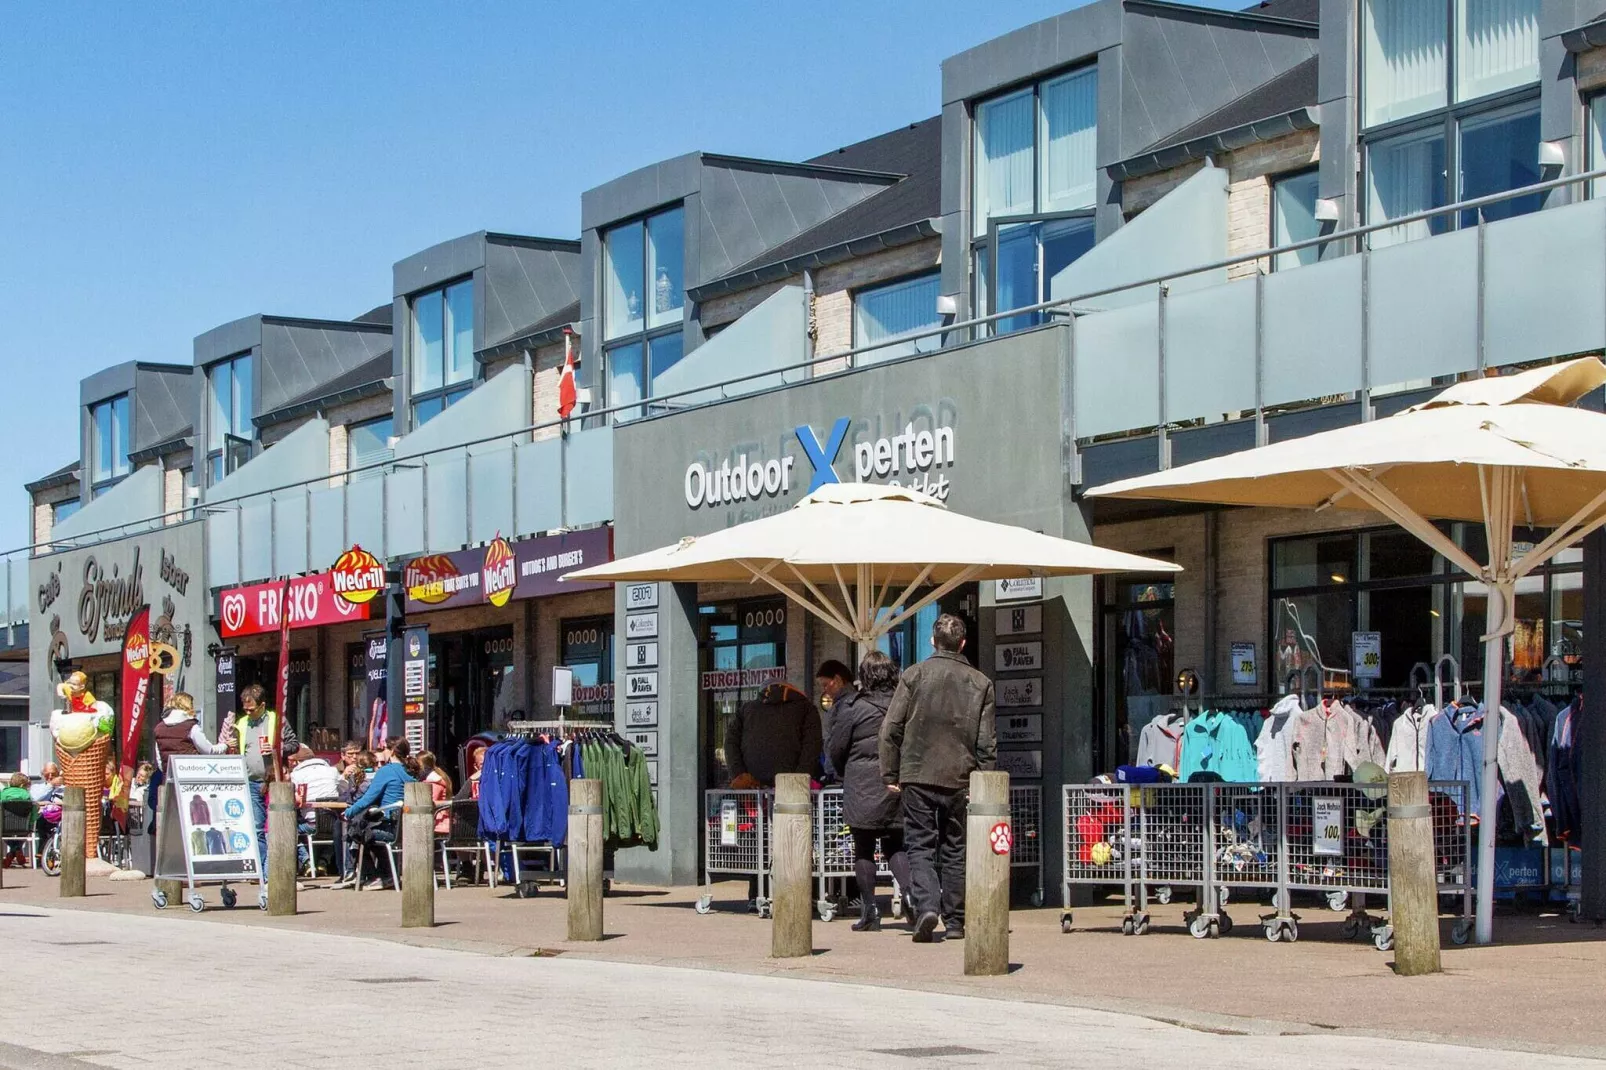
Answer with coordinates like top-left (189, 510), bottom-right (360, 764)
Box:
top-left (879, 614), bottom-right (995, 942)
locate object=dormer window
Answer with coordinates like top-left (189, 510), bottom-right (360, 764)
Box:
top-left (409, 278), bottom-right (474, 426)
top-left (89, 394), bottom-right (130, 496)
top-left (207, 352), bottom-right (254, 484)
top-left (602, 205), bottom-right (685, 420)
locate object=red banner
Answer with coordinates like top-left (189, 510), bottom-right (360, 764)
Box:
top-left (114, 605), bottom-right (152, 824)
top-left (272, 580), bottom-right (290, 780)
top-left (217, 571), bottom-right (372, 639)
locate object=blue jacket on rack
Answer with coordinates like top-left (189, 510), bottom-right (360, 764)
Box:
top-left (477, 737), bottom-right (570, 845)
top-left (1178, 709), bottom-right (1259, 783)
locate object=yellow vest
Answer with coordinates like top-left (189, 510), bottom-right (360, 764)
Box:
top-left (236, 709), bottom-right (279, 755)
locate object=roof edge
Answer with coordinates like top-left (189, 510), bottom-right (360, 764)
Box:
top-left (699, 152), bottom-right (906, 185)
top-left (1561, 18), bottom-right (1606, 53)
top-left (1107, 106), bottom-right (1319, 181)
top-left (256, 376), bottom-right (395, 428)
top-left (128, 435), bottom-right (194, 465)
top-left (1124, 0), bottom-right (1318, 30)
top-left (476, 322), bottom-right (578, 362)
top-left (687, 218), bottom-right (942, 302)
top-left (24, 467), bottom-right (80, 494)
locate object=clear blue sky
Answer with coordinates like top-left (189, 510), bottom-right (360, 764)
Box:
top-left (0, 0), bottom-right (1250, 551)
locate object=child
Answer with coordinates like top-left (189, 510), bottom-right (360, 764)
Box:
top-left (129, 762), bottom-right (154, 809)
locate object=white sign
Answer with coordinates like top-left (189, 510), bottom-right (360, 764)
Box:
top-left (404, 718), bottom-right (426, 755)
top-left (627, 613), bottom-right (658, 639)
top-left (403, 660), bottom-right (426, 699)
top-left (1313, 796), bottom-right (1345, 857)
top-left (997, 713), bottom-right (1043, 744)
top-left (995, 641), bottom-right (1043, 673)
top-left (626, 701), bottom-right (659, 728)
top-left (995, 578), bottom-right (1043, 602)
top-left (626, 730), bottom-right (658, 757)
top-left (996, 749), bottom-right (1042, 779)
top-left (1352, 631), bottom-right (1382, 680)
top-left (626, 642), bottom-right (659, 668)
top-left (996, 677), bottom-right (1042, 708)
top-left (160, 756), bottom-right (261, 881)
top-left (996, 604), bottom-right (1042, 636)
top-left (625, 671), bottom-right (658, 698)
top-left (1230, 642), bottom-right (1257, 686)
top-left (645, 760), bottom-right (658, 787)
top-left (684, 454), bottom-right (798, 509)
top-left (552, 666), bottom-right (574, 707)
top-left (626, 583), bottom-right (659, 610)
top-left (721, 798), bottom-right (739, 847)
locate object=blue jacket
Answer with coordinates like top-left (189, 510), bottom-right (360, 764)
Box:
top-left (523, 741), bottom-right (570, 845)
top-left (1426, 704), bottom-right (1490, 818)
top-left (344, 761), bottom-right (413, 820)
top-left (1178, 710), bottom-right (1258, 783)
top-left (477, 739), bottom-right (524, 841)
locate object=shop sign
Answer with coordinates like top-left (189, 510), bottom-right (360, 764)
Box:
top-left (626, 613), bottom-right (658, 639)
top-left (331, 545), bottom-right (385, 607)
top-left (403, 527), bottom-right (613, 612)
top-left (996, 677), bottom-right (1041, 708)
top-left (995, 604), bottom-right (1041, 636)
top-left (626, 730), bottom-right (658, 757)
top-left (994, 641), bottom-right (1042, 673)
top-left (625, 642), bottom-right (658, 669)
top-left (1231, 642), bottom-right (1258, 686)
top-left (996, 749), bottom-right (1042, 780)
top-left (997, 712), bottom-right (1043, 744)
top-left (1351, 632), bottom-right (1382, 681)
top-left (1312, 797), bottom-right (1344, 857)
top-left (217, 571), bottom-right (372, 639)
top-left (626, 701), bottom-right (658, 728)
top-left (700, 666), bottom-right (787, 692)
top-left (720, 798), bottom-right (739, 846)
top-left (625, 583), bottom-right (659, 610)
top-left (683, 416), bottom-right (957, 510)
top-left (994, 578), bottom-right (1042, 603)
top-left (625, 671), bottom-right (658, 698)
top-left (645, 760), bottom-right (658, 787)
top-left (574, 683), bottom-right (613, 706)
top-left (401, 626), bottom-right (429, 756)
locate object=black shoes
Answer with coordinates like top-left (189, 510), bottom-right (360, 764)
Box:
top-left (852, 906), bottom-right (882, 932)
top-left (912, 911), bottom-right (941, 943)
top-left (944, 926), bottom-right (965, 941)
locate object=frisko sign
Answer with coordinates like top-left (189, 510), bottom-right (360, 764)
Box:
top-left (683, 406), bottom-right (957, 510)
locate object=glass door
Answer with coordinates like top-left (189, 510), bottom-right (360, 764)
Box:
top-left (699, 599), bottom-right (787, 788)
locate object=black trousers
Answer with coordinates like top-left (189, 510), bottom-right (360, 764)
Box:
top-left (902, 784), bottom-right (966, 927)
top-left (850, 827), bottom-right (911, 914)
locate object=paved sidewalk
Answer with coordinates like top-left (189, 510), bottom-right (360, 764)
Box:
top-left (3, 867), bottom-right (1603, 1061)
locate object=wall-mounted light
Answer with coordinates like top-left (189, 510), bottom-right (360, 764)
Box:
top-left (385, 436), bottom-right (401, 449)
top-left (1539, 140), bottom-right (1567, 172)
top-left (1313, 198), bottom-right (1341, 224)
top-left (1330, 572), bottom-right (1347, 584)
top-left (936, 294), bottom-right (959, 316)
top-left (185, 486), bottom-right (201, 501)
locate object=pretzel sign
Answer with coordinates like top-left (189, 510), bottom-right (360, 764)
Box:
top-left (989, 821), bottom-right (1012, 856)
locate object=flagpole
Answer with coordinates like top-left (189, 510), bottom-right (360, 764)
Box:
top-left (272, 578), bottom-right (290, 783)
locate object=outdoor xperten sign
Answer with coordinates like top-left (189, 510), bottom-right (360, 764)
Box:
top-left (402, 527), bottom-right (612, 614)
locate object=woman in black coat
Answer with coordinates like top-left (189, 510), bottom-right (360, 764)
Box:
top-left (825, 650), bottom-right (913, 931)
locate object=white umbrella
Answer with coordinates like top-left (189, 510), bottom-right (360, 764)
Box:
top-left (1087, 356), bottom-right (1606, 944)
top-left (564, 482), bottom-right (1179, 649)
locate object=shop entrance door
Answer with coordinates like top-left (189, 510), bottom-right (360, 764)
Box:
top-left (698, 599), bottom-right (787, 791)
top-left (1098, 577), bottom-right (1175, 774)
top-left (427, 626), bottom-right (514, 784)
top-left (228, 650), bottom-right (312, 744)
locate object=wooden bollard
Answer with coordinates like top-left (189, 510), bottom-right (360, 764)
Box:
top-left (401, 781), bottom-right (434, 928)
top-left (965, 770), bottom-right (1011, 976)
top-left (60, 787), bottom-right (86, 898)
top-left (154, 787), bottom-right (182, 905)
top-left (567, 778), bottom-right (604, 941)
top-left (771, 774), bottom-right (813, 958)
top-left (1387, 771), bottom-right (1441, 975)
top-left (267, 781), bottom-right (298, 916)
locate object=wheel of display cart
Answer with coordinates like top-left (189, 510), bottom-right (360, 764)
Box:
top-left (1188, 913), bottom-right (1213, 939)
top-left (1060, 912), bottom-right (1073, 934)
top-left (1155, 885), bottom-right (1173, 905)
top-left (220, 886), bottom-right (238, 909)
top-left (1217, 912), bottom-right (1234, 936)
top-left (257, 891), bottom-right (269, 911)
top-left (1284, 919), bottom-right (1299, 943)
top-left (1028, 890), bottom-right (1044, 908)
top-left (151, 889), bottom-right (168, 910)
top-left (1373, 925), bottom-right (1394, 952)
top-left (1264, 920), bottom-right (1282, 943)
top-left (1327, 890), bottom-right (1349, 912)
top-left (756, 898), bottom-right (772, 919)
top-left (188, 894), bottom-right (205, 913)
top-left (816, 900), bottom-right (836, 922)
top-left (695, 894), bottom-right (713, 915)
top-left (1451, 919), bottom-right (1473, 945)
top-left (1340, 917), bottom-right (1360, 940)
top-left (1120, 915), bottom-right (1135, 936)
top-left (1133, 913), bottom-right (1150, 936)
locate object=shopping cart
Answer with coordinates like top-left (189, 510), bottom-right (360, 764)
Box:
top-left (814, 787), bottom-right (902, 922)
top-left (1009, 784), bottom-right (1044, 907)
top-left (697, 789), bottom-right (772, 916)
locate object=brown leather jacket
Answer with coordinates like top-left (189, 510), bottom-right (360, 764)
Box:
top-left (878, 651), bottom-right (996, 791)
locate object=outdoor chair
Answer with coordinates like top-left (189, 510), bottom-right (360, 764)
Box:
top-left (1, 800), bottom-right (37, 868)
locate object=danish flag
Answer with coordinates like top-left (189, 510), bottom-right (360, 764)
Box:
top-left (557, 328), bottom-right (578, 421)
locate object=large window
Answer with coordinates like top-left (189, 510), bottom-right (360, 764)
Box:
top-left (409, 279), bottom-right (474, 427)
top-left (561, 616), bottom-right (615, 721)
top-left (972, 67), bottom-right (1098, 337)
top-left (1271, 169), bottom-right (1322, 270)
top-left (853, 272), bottom-right (942, 362)
top-left (206, 353), bottom-right (254, 485)
top-left (89, 394), bottom-right (130, 494)
top-left (346, 416), bottom-right (393, 478)
top-left (1360, 0), bottom-right (1540, 245)
top-left (603, 206), bottom-right (684, 421)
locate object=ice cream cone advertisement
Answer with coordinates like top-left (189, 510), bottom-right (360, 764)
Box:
top-left (482, 536), bottom-right (516, 608)
top-left (331, 545), bottom-right (385, 607)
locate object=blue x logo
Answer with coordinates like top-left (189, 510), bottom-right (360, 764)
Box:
top-left (793, 417), bottom-right (850, 493)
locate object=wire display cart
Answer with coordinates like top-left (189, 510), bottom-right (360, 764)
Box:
top-left (697, 789), bottom-right (773, 916)
top-left (1010, 784), bottom-right (1045, 907)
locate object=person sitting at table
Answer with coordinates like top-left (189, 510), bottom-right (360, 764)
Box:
top-left (418, 752), bottom-right (453, 836)
top-left (332, 737), bottom-right (416, 890)
top-left (288, 745), bottom-right (343, 875)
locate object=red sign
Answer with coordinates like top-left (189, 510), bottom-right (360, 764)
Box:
top-left (114, 605), bottom-right (152, 824)
top-left (331, 545), bottom-right (385, 606)
top-left (700, 666), bottom-right (788, 692)
top-left (482, 536), bottom-right (516, 608)
top-left (217, 571), bottom-right (372, 639)
top-left (989, 822), bottom-right (1012, 856)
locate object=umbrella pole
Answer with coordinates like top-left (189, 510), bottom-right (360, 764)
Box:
top-left (1475, 579), bottom-right (1509, 945)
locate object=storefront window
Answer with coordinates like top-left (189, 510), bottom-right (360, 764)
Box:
top-left (700, 599), bottom-right (787, 787)
top-left (1101, 577), bottom-right (1174, 770)
top-left (561, 616), bottom-right (615, 720)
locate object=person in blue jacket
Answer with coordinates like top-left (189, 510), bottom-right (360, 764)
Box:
top-left (332, 736), bottom-right (417, 889)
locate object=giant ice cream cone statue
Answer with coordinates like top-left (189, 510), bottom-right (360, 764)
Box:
top-left (51, 672), bottom-right (114, 857)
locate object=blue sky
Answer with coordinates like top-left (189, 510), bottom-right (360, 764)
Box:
top-left (0, 1), bottom-right (1250, 550)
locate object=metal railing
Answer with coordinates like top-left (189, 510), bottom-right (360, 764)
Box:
top-left (9, 165), bottom-right (1605, 598)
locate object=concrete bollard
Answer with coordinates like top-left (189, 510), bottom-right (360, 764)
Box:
top-left (154, 787), bottom-right (182, 905)
top-left (771, 773), bottom-right (813, 959)
top-left (567, 777), bottom-right (605, 941)
top-left (401, 781), bottom-right (434, 928)
top-left (267, 781), bottom-right (298, 916)
top-left (60, 787), bottom-right (86, 898)
top-left (1386, 771), bottom-right (1441, 975)
top-left (965, 770), bottom-right (1011, 977)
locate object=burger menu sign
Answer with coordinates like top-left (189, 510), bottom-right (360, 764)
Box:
top-left (403, 527), bottom-right (612, 613)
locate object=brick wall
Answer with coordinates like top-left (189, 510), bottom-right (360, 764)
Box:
top-left (30, 481), bottom-right (81, 544)
top-left (162, 466), bottom-right (183, 521)
top-left (531, 340), bottom-right (569, 442)
top-left (1580, 46), bottom-right (1606, 93)
top-left (701, 281), bottom-right (792, 331)
top-left (1122, 128), bottom-right (1320, 279)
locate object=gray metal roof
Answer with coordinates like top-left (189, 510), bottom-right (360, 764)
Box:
top-left (256, 350), bottom-right (394, 427)
top-left (477, 300), bottom-right (580, 361)
top-left (24, 458), bottom-right (80, 493)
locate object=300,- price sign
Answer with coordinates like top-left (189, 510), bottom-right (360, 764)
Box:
top-left (1351, 631), bottom-right (1382, 680)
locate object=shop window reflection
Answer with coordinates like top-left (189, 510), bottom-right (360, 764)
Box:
top-left (1102, 578), bottom-right (1174, 769)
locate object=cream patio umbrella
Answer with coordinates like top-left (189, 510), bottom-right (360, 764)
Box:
top-left (1086, 355), bottom-right (1606, 944)
top-left (563, 482), bottom-right (1179, 653)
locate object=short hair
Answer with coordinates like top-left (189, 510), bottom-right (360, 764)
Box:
top-left (342, 740), bottom-right (361, 752)
top-left (292, 745), bottom-right (315, 761)
top-left (814, 659), bottom-right (852, 683)
top-left (8, 772), bottom-right (27, 789)
top-left (856, 651), bottom-right (900, 693)
top-left (932, 613), bottom-right (967, 653)
top-left (240, 683), bottom-right (266, 705)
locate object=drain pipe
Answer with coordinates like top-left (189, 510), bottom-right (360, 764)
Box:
top-left (1203, 510), bottom-right (1219, 694)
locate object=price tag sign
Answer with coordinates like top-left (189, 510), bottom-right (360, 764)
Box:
top-left (1351, 632), bottom-right (1382, 680)
top-left (1313, 796), bottom-right (1344, 857)
top-left (1230, 642), bottom-right (1257, 686)
top-left (721, 799), bottom-right (739, 847)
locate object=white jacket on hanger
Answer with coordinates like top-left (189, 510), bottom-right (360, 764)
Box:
top-left (1386, 705), bottom-right (1438, 773)
top-left (1255, 694), bottom-right (1302, 782)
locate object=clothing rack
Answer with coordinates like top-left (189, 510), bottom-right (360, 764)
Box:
top-left (505, 718), bottom-right (614, 736)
